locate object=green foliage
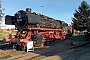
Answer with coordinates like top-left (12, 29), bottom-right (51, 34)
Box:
top-left (72, 1), bottom-right (90, 31)
top-left (59, 35), bottom-right (85, 45)
top-left (0, 33), bottom-right (6, 39)
top-left (71, 35), bottom-right (85, 43)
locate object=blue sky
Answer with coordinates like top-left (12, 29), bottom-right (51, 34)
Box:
top-left (1, 0), bottom-right (90, 29)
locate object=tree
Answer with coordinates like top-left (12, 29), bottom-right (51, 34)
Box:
top-left (72, 1), bottom-right (90, 31)
top-left (0, 1), bottom-right (5, 29)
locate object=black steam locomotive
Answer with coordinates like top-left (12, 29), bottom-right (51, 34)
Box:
top-left (4, 8), bottom-right (73, 50)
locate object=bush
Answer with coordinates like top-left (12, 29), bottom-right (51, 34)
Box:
top-left (0, 33), bottom-right (6, 39)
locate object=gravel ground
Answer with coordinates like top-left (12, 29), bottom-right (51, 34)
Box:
top-left (39, 55), bottom-right (62, 60)
top-left (79, 52), bottom-right (90, 60)
top-left (0, 39), bottom-right (90, 60)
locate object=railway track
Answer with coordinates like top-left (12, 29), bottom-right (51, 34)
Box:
top-left (60, 44), bottom-right (90, 60)
top-left (23, 41), bottom-right (90, 60)
top-left (4, 45), bottom-right (70, 60)
top-left (0, 42), bottom-right (13, 50)
top-left (26, 44), bottom-right (90, 60)
top-left (3, 41), bottom-right (90, 60)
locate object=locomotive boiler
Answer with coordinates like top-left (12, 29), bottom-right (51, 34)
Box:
top-left (5, 8), bottom-right (68, 30)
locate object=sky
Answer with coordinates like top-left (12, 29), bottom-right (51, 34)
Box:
top-left (1, 0), bottom-right (90, 29)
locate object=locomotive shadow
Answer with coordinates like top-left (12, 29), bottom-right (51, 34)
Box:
top-left (32, 40), bottom-right (70, 59)
top-left (0, 44), bottom-right (14, 50)
top-left (31, 35), bottom-right (86, 59)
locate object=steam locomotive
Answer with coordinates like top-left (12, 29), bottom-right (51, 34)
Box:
top-left (5, 8), bottom-right (73, 50)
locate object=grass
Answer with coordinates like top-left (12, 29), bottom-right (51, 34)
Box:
top-left (0, 29), bottom-right (17, 39)
top-left (59, 35), bottom-right (86, 45)
top-left (71, 35), bottom-right (85, 43)
top-left (0, 33), bottom-right (6, 39)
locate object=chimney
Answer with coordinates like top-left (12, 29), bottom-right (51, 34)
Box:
top-left (26, 8), bottom-right (31, 13)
